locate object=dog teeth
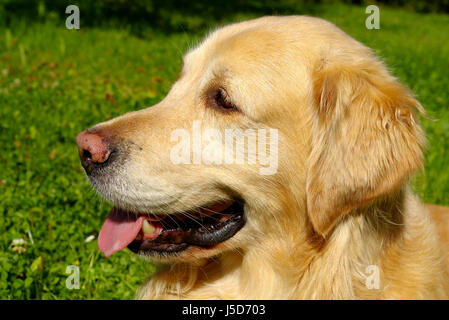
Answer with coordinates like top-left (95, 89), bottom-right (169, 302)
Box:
top-left (142, 219), bottom-right (156, 235)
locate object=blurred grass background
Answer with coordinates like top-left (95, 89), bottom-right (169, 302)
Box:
top-left (0, 0), bottom-right (448, 299)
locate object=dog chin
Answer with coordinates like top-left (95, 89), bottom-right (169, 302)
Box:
top-left (137, 240), bottom-right (240, 262)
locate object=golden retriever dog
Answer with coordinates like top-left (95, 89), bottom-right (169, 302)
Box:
top-left (76, 16), bottom-right (449, 299)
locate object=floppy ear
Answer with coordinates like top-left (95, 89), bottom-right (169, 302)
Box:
top-left (306, 59), bottom-right (426, 236)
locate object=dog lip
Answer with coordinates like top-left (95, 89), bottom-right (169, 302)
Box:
top-left (140, 200), bottom-right (235, 220)
top-left (127, 200), bottom-right (245, 255)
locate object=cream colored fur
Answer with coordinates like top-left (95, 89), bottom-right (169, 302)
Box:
top-left (89, 16), bottom-right (449, 299)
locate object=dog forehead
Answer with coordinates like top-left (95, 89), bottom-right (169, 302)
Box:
top-left (190, 24), bottom-right (291, 68)
top-left (180, 30), bottom-right (293, 90)
top-left (183, 16), bottom-right (344, 80)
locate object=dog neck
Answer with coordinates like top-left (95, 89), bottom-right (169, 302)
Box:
top-left (137, 188), bottom-right (448, 299)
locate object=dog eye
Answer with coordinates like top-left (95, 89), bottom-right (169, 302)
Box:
top-left (212, 88), bottom-right (237, 111)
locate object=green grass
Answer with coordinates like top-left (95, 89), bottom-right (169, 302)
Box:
top-left (0, 3), bottom-right (448, 299)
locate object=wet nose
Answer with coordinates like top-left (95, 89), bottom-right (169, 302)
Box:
top-left (76, 129), bottom-right (114, 174)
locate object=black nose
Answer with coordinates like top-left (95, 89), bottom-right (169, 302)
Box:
top-left (76, 129), bottom-right (115, 174)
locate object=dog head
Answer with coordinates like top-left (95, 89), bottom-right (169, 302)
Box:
top-left (76, 16), bottom-right (425, 261)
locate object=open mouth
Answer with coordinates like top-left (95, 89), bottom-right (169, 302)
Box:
top-left (98, 200), bottom-right (245, 257)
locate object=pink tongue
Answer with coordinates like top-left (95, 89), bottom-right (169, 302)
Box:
top-left (98, 208), bottom-right (145, 258)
